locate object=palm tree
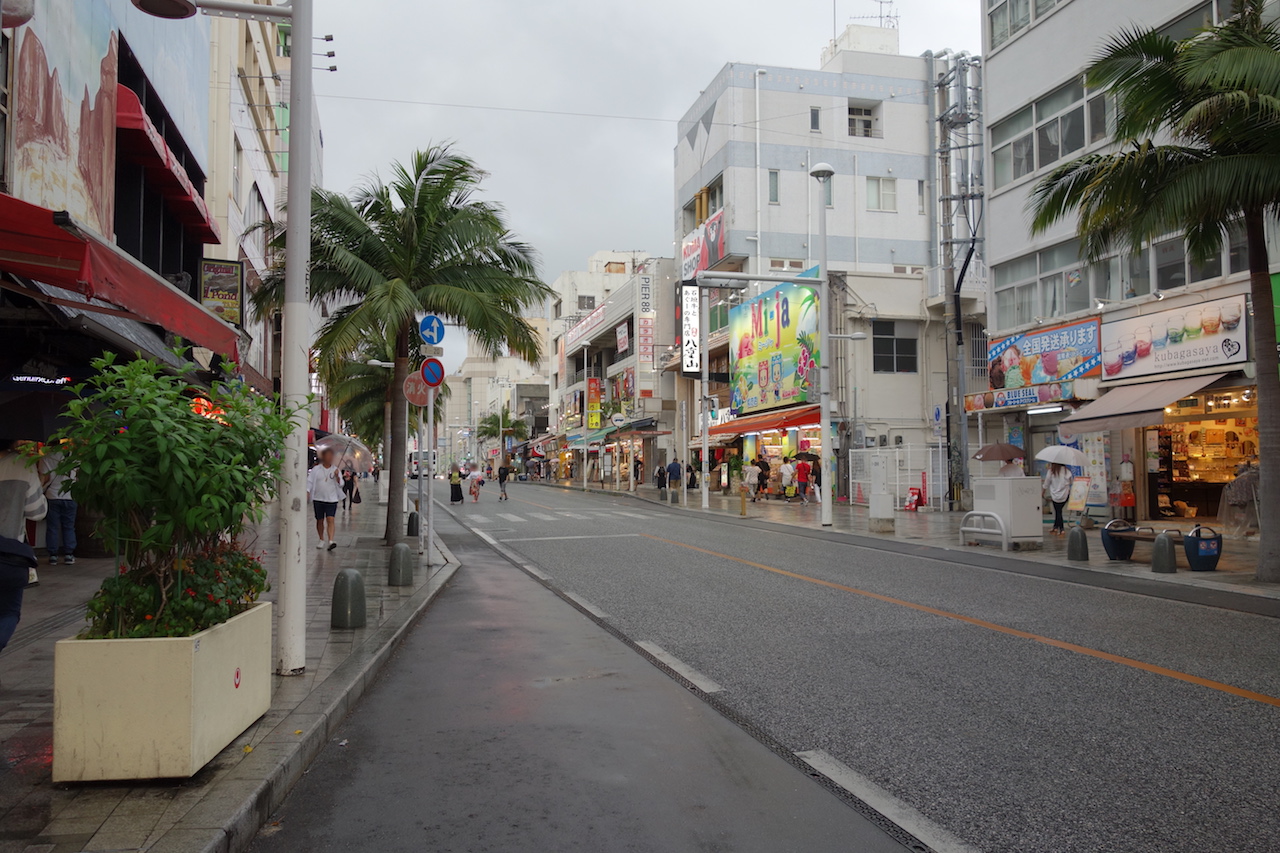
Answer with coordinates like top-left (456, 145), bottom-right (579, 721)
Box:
top-left (476, 406), bottom-right (529, 459)
top-left (254, 146), bottom-right (549, 543)
top-left (1029, 0), bottom-right (1280, 579)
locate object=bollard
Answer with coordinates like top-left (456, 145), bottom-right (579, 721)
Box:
top-left (1151, 532), bottom-right (1177, 573)
top-left (388, 542), bottom-right (414, 587)
top-left (658, 487), bottom-right (667, 503)
top-left (1066, 525), bottom-right (1089, 561)
top-left (331, 568), bottom-right (366, 629)
top-left (740, 486), bottom-right (747, 517)
top-left (669, 489), bottom-right (679, 505)
top-left (406, 511), bottom-right (420, 537)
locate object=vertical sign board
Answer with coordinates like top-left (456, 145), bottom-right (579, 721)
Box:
top-left (637, 275), bottom-right (655, 369)
top-left (587, 377), bottom-right (603, 429)
top-left (200, 259), bottom-right (244, 326)
top-left (681, 284), bottom-right (701, 373)
top-left (615, 322), bottom-right (630, 354)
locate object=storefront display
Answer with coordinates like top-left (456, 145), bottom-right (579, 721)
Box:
top-left (1100, 295), bottom-right (1248, 381)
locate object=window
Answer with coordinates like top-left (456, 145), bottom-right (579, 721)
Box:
top-left (872, 321), bottom-right (918, 373)
top-left (0, 33), bottom-right (10, 191)
top-left (1088, 94), bottom-right (1112, 144)
top-left (1035, 81), bottom-right (1085, 168)
top-left (1160, 3), bottom-right (1213, 40)
top-left (553, 300), bottom-right (563, 319)
top-left (578, 295), bottom-right (596, 311)
top-left (768, 169), bottom-right (780, 204)
top-left (1034, 0), bottom-right (1057, 13)
top-left (989, 0), bottom-right (1029, 48)
top-left (707, 178), bottom-right (724, 214)
top-left (810, 107), bottom-right (821, 131)
top-left (770, 258), bottom-right (806, 272)
top-left (848, 104), bottom-right (876, 137)
top-left (917, 180), bottom-right (926, 215)
top-left (1228, 221), bottom-right (1249, 274)
top-left (866, 177), bottom-right (897, 212)
top-left (992, 107), bottom-right (1034, 188)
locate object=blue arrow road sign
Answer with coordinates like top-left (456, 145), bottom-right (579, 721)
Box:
top-left (419, 315), bottom-right (445, 345)
top-left (420, 357), bottom-right (446, 387)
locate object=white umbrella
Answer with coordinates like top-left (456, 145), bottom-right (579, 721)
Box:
top-left (1036, 445), bottom-right (1087, 467)
top-left (315, 434), bottom-right (374, 470)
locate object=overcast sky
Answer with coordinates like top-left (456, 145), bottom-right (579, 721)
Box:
top-left (311, 0), bottom-right (981, 368)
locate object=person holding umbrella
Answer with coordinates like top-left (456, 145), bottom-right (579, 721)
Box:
top-left (1035, 445), bottom-right (1085, 536)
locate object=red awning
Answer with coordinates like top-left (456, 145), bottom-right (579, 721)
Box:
top-left (709, 404), bottom-right (821, 437)
top-left (116, 85), bottom-right (221, 244)
top-left (0, 193), bottom-right (239, 359)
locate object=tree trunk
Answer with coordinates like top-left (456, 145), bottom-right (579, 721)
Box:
top-left (384, 323), bottom-right (412, 545)
top-left (1245, 210), bottom-right (1280, 580)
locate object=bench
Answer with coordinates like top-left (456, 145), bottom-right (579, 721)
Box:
top-left (959, 511), bottom-right (1042, 552)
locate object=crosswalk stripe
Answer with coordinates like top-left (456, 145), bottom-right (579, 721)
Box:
top-left (529, 513), bottom-right (557, 522)
top-left (498, 513), bottom-right (525, 523)
top-left (470, 515), bottom-right (491, 524)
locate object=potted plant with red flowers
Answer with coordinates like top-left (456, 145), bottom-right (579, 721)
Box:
top-left (49, 351), bottom-right (300, 782)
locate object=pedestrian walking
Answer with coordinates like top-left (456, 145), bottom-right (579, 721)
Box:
top-left (0, 438), bottom-right (47, 652)
top-left (306, 448), bottom-right (342, 551)
top-left (372, 461), bottom-right (381, 483)
top-left (633, 456), bottom-right (643, 487)
top-left (795, 457), bottom-right (812, 504)
top-left (469, 467), bottom-right (484, 502)
top-left (38, 445), bottom-right (77, 564)
top-left (744, 460), bottom-right (760, 501)
top-left (448, 464), bottom-right (465, 504)
top-left (340, 468), bottom-right (357, 512)
top-left (1044, 462), bottom-right (1074, 535)
top-left (813, 459), bottom-right (823, 504)
top-left (757, 457), bottom-right (772, 499)
top-left (497, 459), bottom-right (510, 501)
top-left (666, 458), bottom-right (682, 495)
top-left (655, 464), bottom-right (668, 498)
top-left (779, 457), bottom-right (797, 502)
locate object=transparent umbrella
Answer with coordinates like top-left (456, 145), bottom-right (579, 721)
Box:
top-left (1035, 445), bottom-right (1087, 468)
top-left (314, 434), bottom-right (374, 471)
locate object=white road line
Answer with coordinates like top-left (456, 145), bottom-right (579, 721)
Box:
top-left (563, 591), bottom-right (609, 620)
top-left (497, 513), bottom-right (525, 523)
top-left (472, 529), bottom-right (550, 580)
top-left (528, 513), bottom-right (558, 522)
top-left (500, 533), bottom-right (642, 543)
top-left (794, 750), bottom-right (983, 853)
top-left (469, 514), bottom-right (491, 524)
top-left (559, 512), bottom-right (591, 519)
top-left (635, 642), bottom-right (724, 694)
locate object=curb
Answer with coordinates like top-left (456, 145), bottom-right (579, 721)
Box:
top-left (150, 539), bottom-right (461, 853)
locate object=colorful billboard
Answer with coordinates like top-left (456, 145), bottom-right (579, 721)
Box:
top-left (200, 259), bottom-right (243, 326)
top-left (587, 377), bottom-right (602, 429)
top-left (679, 209), bottom-right (727, 282)
top-left (728, 282), bottom-right (820, 416)
top-left (987, 318), bottom-right (1101, 392)
top-left (1099, 294), bottom-right (1247, 381)
top-left (965, 381), bottom-right (1079, 413)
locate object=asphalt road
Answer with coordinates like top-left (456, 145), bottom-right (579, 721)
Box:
top-left (432, 484), bottom-right (1280, 853)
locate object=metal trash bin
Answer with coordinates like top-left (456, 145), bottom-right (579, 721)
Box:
top-left (1184, 525), bottom-right (1223, 572)
top-left (1100, 520), bottom-right (1136, 561)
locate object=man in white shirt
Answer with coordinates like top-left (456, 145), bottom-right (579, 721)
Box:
top-left (0, 439), bottom-right (46, 653)
top-left (38, 448), bottom-right (77, 564)
top-left (306, 448), bottom-right (342, 551)
top-left (778, 457), bottom-right (796, 503)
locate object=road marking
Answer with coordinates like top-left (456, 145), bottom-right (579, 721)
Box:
top-left (796, 750), bottom-right (981, 853)
top-left (563, 591), bottom-right (609, 620)
top-left (636, 641), bottom-right (724, 693)
top-left (512, 495), bottom-right (558, 511)
top-left (500, 533), bottom-right (642, 543)
top-left (559, 512), bottom-right (591, 519)
top-left (469, 514), bottom-right (491, 524)
top-left (528, 513), bottom-right (558, 522)
top-left (472, 529), bottom-right (550, 579)
top-left (498, 513), bottom-right (525, 523)
top-left (639, 533), bottom-right (1280, 709)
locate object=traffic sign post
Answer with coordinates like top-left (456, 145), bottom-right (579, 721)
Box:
top-left (420, 357), bottom-right (445, 388)
top-left (404, 371), bottom-right (439, 561)
top-left (419, 315), bottom-right (445, 346)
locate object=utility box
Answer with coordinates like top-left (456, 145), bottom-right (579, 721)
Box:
top-left (869, 454), bottom-right (895, 533)
top-left (972, 477), bottom-right (1043, 542)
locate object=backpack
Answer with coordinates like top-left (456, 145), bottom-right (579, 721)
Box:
top-left (0, 534), bottom-right (37, 568)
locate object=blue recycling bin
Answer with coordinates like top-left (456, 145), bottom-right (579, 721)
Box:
top-left (1184, 525), bottom-right (1223, 572)
top-left (1101, 520), bottom-right (1137, 561)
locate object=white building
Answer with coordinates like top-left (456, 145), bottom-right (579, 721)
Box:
top-left (672, 23), bottom-right (969, 503)
top-left (982, 0), bottom-right (1267, 525)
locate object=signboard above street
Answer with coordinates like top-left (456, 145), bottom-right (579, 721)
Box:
top-left (1099, 294), bottom-right (1247, 382)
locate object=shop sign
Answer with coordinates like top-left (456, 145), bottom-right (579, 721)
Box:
top-left (616, 322), bottom-right (630, 354)
top-left (965, 381), bottom-right (1078, 412)
top-left (637, 275), bottom-right (655, 366)
top-left (566, 303), bottom-right (607, 348)
top-left (679, 209), bottom-right (727, 282)
top-left (1100, 294), bottom-right (1247, 381)
top-left (681, 284), bottom-right (701, 372)
top-left (587, 377), bottom-right (602, 429)
top-left (987, 318), bottom-right (1100, 392)
top-left (728, 282), bottom-right (819, 416)
top-left (200, 260), bottom-right (243, 326)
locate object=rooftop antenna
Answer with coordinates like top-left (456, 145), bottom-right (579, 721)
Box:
top-left (849, 0), bottom-right (900, 28)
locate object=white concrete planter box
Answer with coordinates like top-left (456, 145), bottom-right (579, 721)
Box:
top-left (52, 602), bottom-right (272, 783)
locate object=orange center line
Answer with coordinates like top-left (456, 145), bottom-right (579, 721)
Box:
top-left (639, 533), bottom-right (1280, 709)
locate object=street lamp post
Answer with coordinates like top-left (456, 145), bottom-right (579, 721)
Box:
top-left (132, 0), bottom-right (313, 675)
top-left (810, 162), bottom-right (835, 528)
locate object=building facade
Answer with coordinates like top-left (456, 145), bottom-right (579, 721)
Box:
top-left (982, 0), bottom-right (1265, 526)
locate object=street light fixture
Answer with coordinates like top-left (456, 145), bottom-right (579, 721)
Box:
top-left (810, 162), bottom-right (835, 528)
top-left (136, 0), bottom-right (313, 676)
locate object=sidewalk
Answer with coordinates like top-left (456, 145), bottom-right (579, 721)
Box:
top-left (0, 480), bottom-right (457, 853)
top-left (529, 478), bottom-right (1280, 603)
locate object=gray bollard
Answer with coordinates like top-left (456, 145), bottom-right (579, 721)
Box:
top-left (669, 489), bottom-right (679, 505)
top-left (1066, 525), bottom-right (1089, 561)
top-left (658, 487), bottom-right (667, 503)
top-left (406, 511), bottom-right (420, 537)
top-left (331, 568), bottom-right (366, 629)
top-left (388, 542), bottom-right (414, 587)
top-left (1151, 532), bottom-right (1178, 573)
